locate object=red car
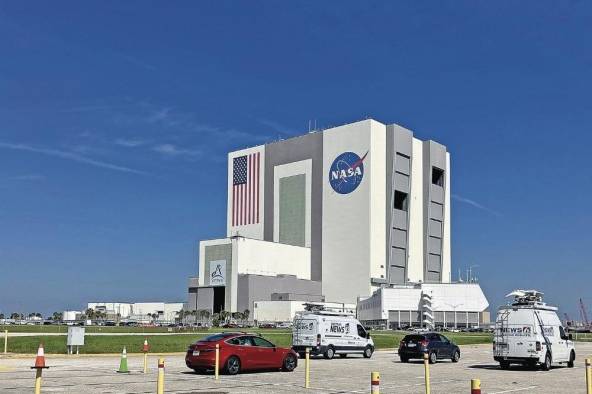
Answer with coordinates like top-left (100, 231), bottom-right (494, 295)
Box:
top-left (185, 332), bottom-right (298, 375)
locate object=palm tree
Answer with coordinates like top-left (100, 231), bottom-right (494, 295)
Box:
top-left (10, 312), bottom-right (20, 320)
top-left (85, 308), bottom-right (95, 321)
top-left (0, 313), bottom-right (4, 320)
top-left (243, 309), bottom-right (250, 324)
top-left (52, 312), bottom-right (63, 321)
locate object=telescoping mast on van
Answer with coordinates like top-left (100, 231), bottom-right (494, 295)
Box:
top-left (493, 290), bottom-right (575, 371)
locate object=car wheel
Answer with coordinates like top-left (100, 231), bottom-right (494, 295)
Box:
top-left (429, 351), bottom-right (437, 364)
top-left (282, 354), bottom-right (297, 372)
top-left (324, 346), bottom-right (335, 360)
top-left (567, 351), bottom-right (575, 368)
top-left (400, 356), bottom-right (409, 363)
top-left (339, 353), bottom-right (347, 358)
top-left (500, 361), bottom-right (510, 369)
top-left (541, 353), bottom-right (551, 371)
top-left (225, 356), bottom-right (241, 375)
top-left (451, 350), bottom-right (460, 363)
top-left (363, 346), bottom-right (373, 359)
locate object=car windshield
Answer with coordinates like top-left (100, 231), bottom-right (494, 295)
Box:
top-left (403, 335), bottom-right (425, 342)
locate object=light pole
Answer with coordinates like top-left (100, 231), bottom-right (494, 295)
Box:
top-left (468, 265), bottom-right (480, 283)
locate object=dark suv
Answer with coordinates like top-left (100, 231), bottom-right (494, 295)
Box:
top-left (398, 333), bottom-right (460, 364)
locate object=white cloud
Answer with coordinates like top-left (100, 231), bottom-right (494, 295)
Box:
top-left (0, 142), bottom-right (147, 175)
top-left (152, 144), bottom-right (201, 157)
top-left (114, 138), bottom-right (147, 147)
top-left (258, 118), bottom-right (297, 135)
top-left (452, 194), bottom-right (501, 217)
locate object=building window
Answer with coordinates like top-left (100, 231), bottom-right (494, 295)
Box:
top-left (432, 167), bottom-right (444, 186)
top-left (394, 190), bottom-right (408, 211)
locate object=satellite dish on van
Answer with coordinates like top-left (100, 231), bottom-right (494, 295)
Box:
top-left (506, 290), bottom-right (526, 298)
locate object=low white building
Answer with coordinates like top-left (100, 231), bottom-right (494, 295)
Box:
top-left (62, 310), bottom-right (82, 322)
top-left (87, 302), bottom-right (184, 323)
top-left (188, 236), bottom-right (319, 315)
top-left (357, 282), bottom-right (489, 329)
top-left (253, 301), bottom-right (356, 323)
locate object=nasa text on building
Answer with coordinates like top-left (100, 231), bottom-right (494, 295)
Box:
top-left (188, 119), bottom-right (489, 326)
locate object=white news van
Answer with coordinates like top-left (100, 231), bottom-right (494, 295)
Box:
top-left (493, 290), bottom-right (575, 370)
top-left (292, 310), bottom-right (374, 359)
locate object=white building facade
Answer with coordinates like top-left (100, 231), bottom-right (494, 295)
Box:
top-left (188, 119), bottom-right (487, 322)
top-left (358, 283), bottom-right (489, 329)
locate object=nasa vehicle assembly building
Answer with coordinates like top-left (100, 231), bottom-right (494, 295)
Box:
top-left (187, 119), bottom-right (489, 327)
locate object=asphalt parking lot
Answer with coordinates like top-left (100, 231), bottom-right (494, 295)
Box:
top-left (1, 343), bottom-right (591, 393)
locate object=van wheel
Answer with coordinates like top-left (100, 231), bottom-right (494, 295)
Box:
top-left (429, 351), bottom-right (437, 364)
top-left (541, 353), bottom-right (551, 371)
top-left (567, 351), bottom-right (575, 368)
top-left (324, 346), bottom-right (335, 360)
top-left (363, 346), bottom-right (373, 358)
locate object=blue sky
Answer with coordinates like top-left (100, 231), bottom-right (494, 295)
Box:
top-left (1, 1), bottom-right (591, 318)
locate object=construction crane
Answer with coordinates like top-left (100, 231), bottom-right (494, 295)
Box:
top-left (579, 298), bottom-right (590, 328)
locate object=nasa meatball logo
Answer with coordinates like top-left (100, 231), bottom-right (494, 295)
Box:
top-left (329, 151), bottom-right (368, 194)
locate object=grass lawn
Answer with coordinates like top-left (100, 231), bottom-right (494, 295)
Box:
top-left (2, 330), bottom-right (495, 354)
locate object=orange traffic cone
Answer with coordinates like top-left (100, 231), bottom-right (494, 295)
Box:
top-left (143, 338), bottom-right (149, 353)
top-left (32, 343), bottom-right (48, 369)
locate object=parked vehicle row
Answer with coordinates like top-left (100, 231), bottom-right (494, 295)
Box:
top-left (185, 289), bottom-right (575, 376)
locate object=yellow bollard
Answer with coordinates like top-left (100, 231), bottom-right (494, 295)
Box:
top-left (424, 352), bottom-right (431, 394)
top-left (371, 371), bottom-right (380, 394)
top-left (586, 358), bottom-right (591, 394)
top-left (4, 330), bottom-right (7, 354)
top-left (471, 378), bottom-right (481, 394)
top-left (215, 343), bottom-right (220, 380)
top-left (157, 358), bottom-right (164, 394)
top-left (304, 347), bottom-right (310, 389)
top-left (34, 368), bottom-right (42, 394)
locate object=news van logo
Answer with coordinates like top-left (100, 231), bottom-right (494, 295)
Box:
top-left (328, 151), bottom-right (368, 194)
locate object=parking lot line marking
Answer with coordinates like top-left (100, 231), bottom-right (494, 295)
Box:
top-left (489, 386), bottom-right (538, 394)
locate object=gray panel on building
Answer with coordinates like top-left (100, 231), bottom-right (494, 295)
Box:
top-left (393, 210), bottom-right (407, 230)
top-left (430, 202), bottom-right (443, 221)
top-left (264, 132), bottom-right (323, 281)
top-left (196, 287), bottom-right (214, 312)
top-left (425, 271), bottom-right (440, 282)
top-left (394, 172), bottom-right (410, 193)
top-left (395, 153), bottom-right (410, 175)
top-left (431, 184), bottom-right (444, 204)
top-left (427, 253), bottom-right (441, 273)
top-left (203, 244), bottom-right (232, 309)
top-left (236, 274), bottom-right (322, 315)
top-left (203, 244), bottom-right (232, 286)
top-left (428, 219), bottom-right (442, 238)
top-left (428, 236), bottom-right (442, 255)
top-left (279, 174), bottom-right (306, 247)
top-left (391, 229), bottom-right (407, 248)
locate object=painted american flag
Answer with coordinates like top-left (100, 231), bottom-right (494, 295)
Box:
top-left (232, 152), bottom-right (260, 226)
